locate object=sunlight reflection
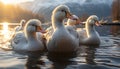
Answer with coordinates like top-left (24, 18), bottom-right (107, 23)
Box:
top-left (1, 0), bottom-right (17, 4)
top-left (1, 22), bottom-right (10, 39)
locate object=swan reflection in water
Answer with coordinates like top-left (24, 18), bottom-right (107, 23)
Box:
top-left (19, 51), bottom-right (45, 69)
top-left (47, 51), bottom-right (78, 69)
top-left (85, 45), bottom-right (99, 65)
top-left (46, 45), bottom-right (99, 69)
top-left (25, 52), bottom-right (73, 69)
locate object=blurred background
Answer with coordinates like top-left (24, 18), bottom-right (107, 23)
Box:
top-left (0, 0), bottom-right (116, 23)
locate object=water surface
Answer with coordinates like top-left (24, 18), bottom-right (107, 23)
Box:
top-left (0, 25), bottom-right (120, 69)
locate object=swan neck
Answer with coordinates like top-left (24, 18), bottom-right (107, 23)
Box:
top-left (26, 32), bottom-right (37, 41)
top-left (85, 23), bottom-right (96, 36)
top-left (52, 17), bottom-right (64, 30)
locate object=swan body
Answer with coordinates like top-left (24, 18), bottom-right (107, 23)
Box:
top-left (11, 19), bottom-right (45, 51)
top-left (45, 15), bottom-right (80, 40)
top-left (46, 5), bottom-right (79, 53)
top-left (65, 15), bottom-right (81, 37)
top-left (77, 15), bottom-right (101, 45)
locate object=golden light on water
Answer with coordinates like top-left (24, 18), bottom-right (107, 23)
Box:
top-left (2, 22), bottom-right (10, 39)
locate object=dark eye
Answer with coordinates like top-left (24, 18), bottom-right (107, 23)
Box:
top-left (31, 25), bottom-right (35, 26)
top-left (61, 10), bottom-right (65, 12)
top-left (94, 20), bottom-right (97, 22)
top-left (73, 18), bottom-right (77, 21)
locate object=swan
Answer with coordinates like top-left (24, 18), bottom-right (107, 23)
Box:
top-left (66, 15), bottom-right (80, 25)
top-left (11, 19), bottom-right (45, 52)
top-left (46, 5), bottom-right (79, 53)
top-left (77, 15), bottom-right (101, 45)
top-left (44, 26), bottom-right (53, 41)
top-left (65, 15), bottom-right (81, 39)
top-left (15, 19), bottom-right (26, 32)
top-left (66, 15), bottom-right (80, 29)
top-left (45, 15), bottom-right (80, 41)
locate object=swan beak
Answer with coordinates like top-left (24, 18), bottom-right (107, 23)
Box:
top-left (95, 21), bottom-right (101, 26)
top-left (66, 11), bottom-right (73, 19)
top-left (36, 26), bottom-right (46, 33)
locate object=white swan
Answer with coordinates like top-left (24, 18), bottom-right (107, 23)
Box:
top-left (66, 15), bottom-right (80, 29)
top-left (11, 19), bottom-right (45, 51)
top-left (65, 15), bottom-right (80, 39)
top-left (45, 15), bottom-right (80, 41)
top-left (77, 15), bottom-right (101, 45)
top-left (46, 5), bottom-right (79, 53)
top-left (15, 19), bottom-right (26, 32)
top-left (66, 15), bottom-right (80, 25)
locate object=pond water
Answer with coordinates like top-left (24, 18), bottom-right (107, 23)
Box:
top-left (0, 25), bottom-right (120, 69)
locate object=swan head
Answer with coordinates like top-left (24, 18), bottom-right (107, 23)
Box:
top-left (20, 19), bottom-right (26, 27)
top-left (52, 5), bottom-right (74, 22)
top-left (24, 19), bottom-right (43, 33)
top-left (67, 15), bottom-right (80, 25)
top-left (87, 15), bottom-right (101, 26)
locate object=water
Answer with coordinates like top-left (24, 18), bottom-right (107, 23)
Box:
top-left (0, 25), bottom-right (120, 69)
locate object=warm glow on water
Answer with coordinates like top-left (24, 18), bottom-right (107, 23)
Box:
top-left (1, 22), bottom-right (10, 39)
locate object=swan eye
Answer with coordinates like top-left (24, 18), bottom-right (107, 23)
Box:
top-left (61, 10), bottom-right (65, 12)
top-left (31, 25), bottom-right (35, 26)
top-left (61, 10), bottom-right (67, 15)
top-left (94, 20), bottom-right (97, 22)
top-left (73, 18), bottom-right (77, 21)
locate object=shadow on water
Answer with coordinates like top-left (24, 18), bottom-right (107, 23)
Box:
top-left (76, 45), bottom-right (117, 69)
top-left (46, 45), bottom-right (99, 69)
top-left (15, 50), bottom-right (78, 69)
top-left (25, 52), bottom-right (44, 69)
top-left (85, 45), bottom-right (98, 65)
top-left (47, 50), bottom-right (78, 69)
top-left (14, 51), bottom-right (45, 69)
top-left (47, 52), bottom-right (77, 61)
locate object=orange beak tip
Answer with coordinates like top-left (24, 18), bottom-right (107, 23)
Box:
top-left (95, 21), bottom-right (102, 26)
